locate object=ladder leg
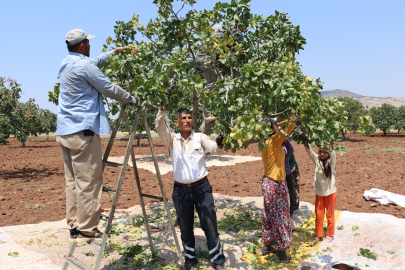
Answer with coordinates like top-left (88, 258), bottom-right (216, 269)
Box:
top-left (141, 111), bottom-right (185, 267)
top-left (123, 112), bottom-right (156, 256)
top-left (62, 242), bottom-right (77, 270)
top-left (93, 106), bottom-right (142, 270)
top-left (102, 104), bottom-right (127, 171)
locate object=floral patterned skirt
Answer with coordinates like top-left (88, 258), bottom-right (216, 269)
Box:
top-left (261, 175), bottom-right (292, 250)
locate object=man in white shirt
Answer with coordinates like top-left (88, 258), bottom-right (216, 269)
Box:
top-left (155, 106), bottom-right (226, 270)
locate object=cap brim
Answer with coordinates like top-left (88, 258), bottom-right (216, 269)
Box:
top-left (86, 34), bottom-right (95, 40)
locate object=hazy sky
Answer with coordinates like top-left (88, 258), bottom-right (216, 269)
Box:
top-left (1, 0), bottom-right (404, 113)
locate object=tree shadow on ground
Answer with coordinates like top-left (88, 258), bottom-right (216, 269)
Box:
top-left (337, 137), bottom-right (367, 143)
top-left (0, 167), bottom-right (62, 180)
top-left (10, 145), bottom-right (54, 148)
top-left (369, 133), bottom-right (405, 138)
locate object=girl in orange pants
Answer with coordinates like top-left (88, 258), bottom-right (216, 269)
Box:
top-left (305, 144), bottom-right (337, 243)
top-left (315, 193), bottom-right (337, 240)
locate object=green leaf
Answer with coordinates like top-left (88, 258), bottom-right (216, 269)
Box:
top-left (247, 244), bottom-right (256, 254)
top-left (358, 248), bottom-right (378, 260)
top-left (387, 250), bottom-right (395, 254)
top-left (8, 252), bottom-right (19, 257)
top-left (352, 225), bottom-right (359, 231)
top-left (335, 146), bottom-right (347, 156)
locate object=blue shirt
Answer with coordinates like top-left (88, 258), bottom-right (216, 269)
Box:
top-left (57, 51), bottom-right (136, 136)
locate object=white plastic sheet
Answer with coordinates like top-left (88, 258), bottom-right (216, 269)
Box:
top-left (363, 188), bottom-right (405, 207)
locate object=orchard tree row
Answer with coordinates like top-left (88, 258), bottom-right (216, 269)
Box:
top-left (0, 77), bottom-right (57, 146)
top-left (337, 97), bottom-right (405, 137)
top-left (370, 103), bottom-right (405, 136)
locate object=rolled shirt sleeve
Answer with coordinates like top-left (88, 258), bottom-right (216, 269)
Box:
top-left (201, 134), bottom-right (223, 154)
top-left (155, 109), bottom-right (174, 148)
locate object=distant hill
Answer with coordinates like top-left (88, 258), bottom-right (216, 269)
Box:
top-left (321, 89), bottom-right (405, 108)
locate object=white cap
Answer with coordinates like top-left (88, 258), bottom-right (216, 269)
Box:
top-left (65, 29), bottom-right (95, 45)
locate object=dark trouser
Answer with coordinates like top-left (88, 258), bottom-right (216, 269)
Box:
top-left (172, 180), bottom-right (225, 265)
top-left (286, 174), bottom-right (296, 217)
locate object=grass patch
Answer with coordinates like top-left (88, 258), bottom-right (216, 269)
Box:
top-left (363, 145), bottom-right (375, 150)
top-left (378, 148), bottom-right (405, 153)
top-left (217, 206), bottom-right (261, 235)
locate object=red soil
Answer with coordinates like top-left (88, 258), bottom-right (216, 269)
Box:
top-left (1, 132), bottom-right (404, 227)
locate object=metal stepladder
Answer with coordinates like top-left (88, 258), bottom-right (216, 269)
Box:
top-left (62, 105), bottom-right (185, 270)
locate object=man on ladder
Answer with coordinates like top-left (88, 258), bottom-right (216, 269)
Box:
top-left (56, 29), bottom-right (138, 243)
top-left (156, 105), bottom-right (227, 270)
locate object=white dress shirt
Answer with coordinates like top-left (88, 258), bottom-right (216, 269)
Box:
top-left (155, 110), bottom-right (222, 184)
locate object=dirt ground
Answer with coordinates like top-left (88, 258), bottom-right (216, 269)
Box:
top-left (1, 132), bottom-right (404, 227)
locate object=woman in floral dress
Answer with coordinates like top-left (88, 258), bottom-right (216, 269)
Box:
top-left (260, 117), bottom-right (295, 263)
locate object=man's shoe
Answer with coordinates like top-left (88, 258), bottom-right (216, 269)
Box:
top-left (184, 257), bottom-right (198, 270)
top-left (76, 228), bottom-right (104, 244)
top-left (69, 228), bottom-right (78, 242)
top-left (213, 263), bottom-right (226, 270)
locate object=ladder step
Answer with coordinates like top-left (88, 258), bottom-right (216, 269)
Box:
top-left (100, 213), bottom-right (109, 221)
top-left (141, 193), bottom-right (164, 201)
top-left (102, 186), bottom-right (117, 194)
top-left (65, 257), bottom-right (92, 270)
top-left (103, 161), bottom-right (124, 168)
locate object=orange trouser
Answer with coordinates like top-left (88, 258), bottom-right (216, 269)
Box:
top-left (315, 193), bottom-right (337, 238)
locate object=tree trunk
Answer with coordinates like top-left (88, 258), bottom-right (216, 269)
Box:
top-left (22, 141), bottom-right (25, 147)
top-left (201, 121), bottom-right (216, 134)
top-left (383, 130), bottom-right (387, 136)
top-left (192, 88), bottom-right (199, 132)
top-left (340, 129), bottom-right (346, 140)
top-left (46, 132), bottom-right (49, 141)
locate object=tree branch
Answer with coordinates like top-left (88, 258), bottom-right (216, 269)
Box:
top-left (268, 107), bottom-right (291, 117)
top-left (168, 4), bottom-right (195, 61)
top-left (175, 3), bottom-right (185, 17)
top-left (269, 118), bottom-right (292, 141)
top-left (201, 120), bottom-right (216, 134)
top-left (144, 104), bottom-right (159, 110)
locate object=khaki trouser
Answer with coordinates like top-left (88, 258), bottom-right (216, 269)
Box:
top-left (57, 131), bottom-right (103, 234)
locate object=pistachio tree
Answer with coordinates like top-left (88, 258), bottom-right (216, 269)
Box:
top-left (38, 109), bottom-right (57, 141)
top-left (336, 97), bottom-right (374, 139)
top-left (0, 77), bottom-right (41, 146)
top-left (370, 103), bottom-right (397, 136)
top-left (50, 0), bottom-right (349, 151)
top-left (394, 105), bottom-right (405, 133)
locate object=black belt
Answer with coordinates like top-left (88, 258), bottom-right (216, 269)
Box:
top-left (83, 129), bottom-right (94, 136)
top-left (175, 176), bottom-right (208, 187)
